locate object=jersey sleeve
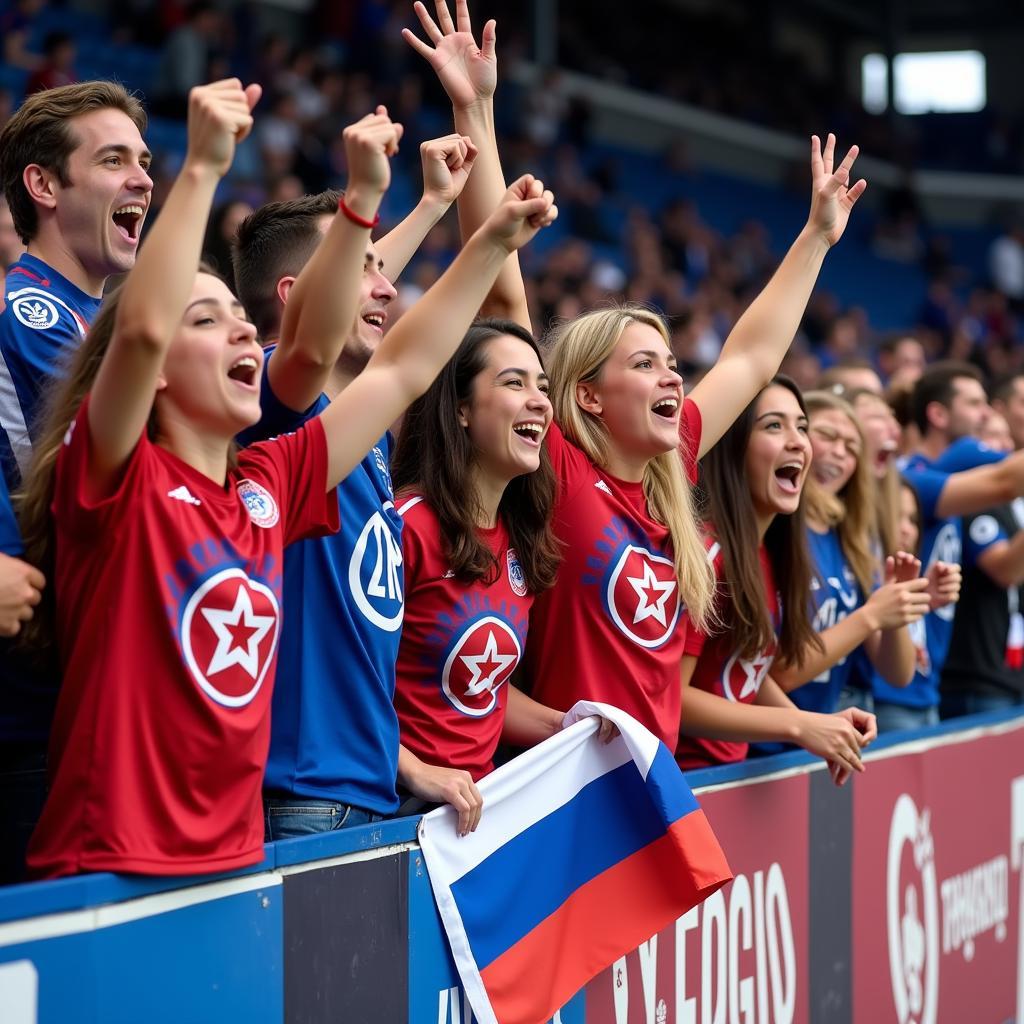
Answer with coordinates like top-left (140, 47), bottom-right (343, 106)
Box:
top-left (51, 396), bottom-right (151, 541)
top-left (235, 345), bottom-right (329, 448)
top-left (0, 286), bottom-right (84, 381)
top-left (237, 416), bottom-right (340, 546)
top-left (900, 465), bottom-right (949, 525)
top-left (933, 437), bottom-right (1006, 473)
top-left (681, 398), bottom-right (701, 484)
top-left (683, 617), bottom-right (707, 657)
top-left (544, 421), bottom-right (595, 501)
top-left (963, 511), bottom-right (1009, 567)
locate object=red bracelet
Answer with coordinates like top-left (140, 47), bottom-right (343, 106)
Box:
top-left (338, 196), bottom-right (380, 229)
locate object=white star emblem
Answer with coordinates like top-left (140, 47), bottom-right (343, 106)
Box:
top-left (626, 560), bottom-right (677, 627)
top-left (460, 629), bottom-right (517, 696)
top-left (201, 585), bottom-right (275, 680)
top-left (736, 653), bottom-right (770, 699)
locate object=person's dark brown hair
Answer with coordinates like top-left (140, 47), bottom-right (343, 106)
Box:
top-left (911, 360), bottom-right (985, 435)
top-left (0, 81), bottom-right (147, 244)
top-left (391, 318), bottom-right (561, 592)
top-left (232, 190), bottom-right (340, 341)
top-left (697, 374), bottom-right (823, 666)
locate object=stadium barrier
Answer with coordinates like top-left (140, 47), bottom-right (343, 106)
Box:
top-left (0, 708), bottom-right (1021, 1024)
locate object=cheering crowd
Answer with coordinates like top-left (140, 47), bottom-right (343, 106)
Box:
top-left (0, 0), bottom-right (1021, 887)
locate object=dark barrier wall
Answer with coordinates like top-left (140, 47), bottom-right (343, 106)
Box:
top-left (1, 710), bottom-right (1021, 1024)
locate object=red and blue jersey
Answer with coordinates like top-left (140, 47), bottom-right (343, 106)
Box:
top-left (27, 397), bottom-right (338, 878)
top-left (394, 497), bottom-right (532, 781)
top-left (0, 253), bottom-right (99, 491)
top-left (525, 405), bottom-right (701, 750)
top-left (677, 540), bottom-right (780, 769)
top-left (239, 349), bottom-right (405, 814)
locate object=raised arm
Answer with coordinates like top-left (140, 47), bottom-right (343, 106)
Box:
top-left (688, 135), bottom-right (867, 458)
top-left (404, 0), bottom-right (532, 331)
top-left (89, 80), bottom-right (260, 491)
top-left (315, 174), bottom-right (556, 491)
top-left (374, 133), bottom-right (478, 281)
top-left (270, 108), bottom-right (402, 412)
top-left (934, 450), bottom-right (1024, 518)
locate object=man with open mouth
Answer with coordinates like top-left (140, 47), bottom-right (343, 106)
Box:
top-left (0, 80), bottom-right (152, 884)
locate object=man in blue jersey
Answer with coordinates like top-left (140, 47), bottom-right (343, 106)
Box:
top-left (0, 81), bottom-right (150, 882)
top-left (0, 81), bottom-right (152, 490)
top-left (875, 362), bottom-right (1024, 731)
top-left (234, 124), bottom-right (485, 838)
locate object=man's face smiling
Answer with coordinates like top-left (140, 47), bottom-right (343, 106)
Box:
top-left (50, 107), bottom-right (153, 289)
top-left (347, 240), bottom-right (397, 370)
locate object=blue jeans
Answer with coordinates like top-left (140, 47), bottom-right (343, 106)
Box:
top-left (940, 690), bottom-right (1024, 721)
top-left (874, 702), bottom-right (939, 734)
top-left (837, 685), bottom-right (874, 715)
top-left (263, 796), bottom-right (385, 841)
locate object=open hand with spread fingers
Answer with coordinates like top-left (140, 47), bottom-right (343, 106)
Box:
top-left (807, 133), bottom-right (868, 248)
top-left (403, 0), bottom-right (497, 109)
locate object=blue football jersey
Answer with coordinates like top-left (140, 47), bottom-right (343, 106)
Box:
top-left (789, 527), bottom-right (863, 714)
top-left (240, 348), bottom-right (404, 813)
top-left (0, 254), bottom-right (101, 491)
top-left (0, 255), bottom-right (100, 744)
top-left (874, 442), bottom-right (1003, 709)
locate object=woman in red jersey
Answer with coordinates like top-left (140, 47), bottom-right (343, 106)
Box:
top-left (16, 82), bottom-right (557, 877)
top-left (390, 318), bottom-right (612, 835)
top-left (527, 132), bottom-right (864, 748)
top-left (676, 377), bottom-right (878, 779)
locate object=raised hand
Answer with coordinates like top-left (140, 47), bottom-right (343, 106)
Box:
top-left (185, 79), bottom-right (261, 179)
top-left (925, 560), bottom-right (962, 610)
top-left (480, 174), bottom-right (557, 254)
top-left (420, 133), bottom-right (479, 207)
top-left (886, 551), bottom-right (922, 586)
top-left (865, 566), bottom-right (931, 631)
top-left (403, 0), bottom-right (497, 109)
top-left (343, 106), bottom-right (404, 205)
top-left (807, 133), bottom-right (867, 248)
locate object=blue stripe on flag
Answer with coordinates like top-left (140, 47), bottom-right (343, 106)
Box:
top-left (451, 744), bottom-right (699, 970)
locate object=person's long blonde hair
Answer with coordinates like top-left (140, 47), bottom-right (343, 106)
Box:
top-left (544, 304), bottom-right (715, 631)
top-left (802, 390), bottom-right (879, 595)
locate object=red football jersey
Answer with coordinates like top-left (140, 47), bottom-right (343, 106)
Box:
top-left (27, 398), bottom-right (338, 878)
top-left (676, 540), bottom-right (779, 769)
top-left (394, 497), bottom-right (532, 780)
top-left (524, 403), bottom-right (701, 748)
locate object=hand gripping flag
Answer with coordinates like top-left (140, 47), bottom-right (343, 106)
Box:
top-left (417, 700), bottom-right (732, 1024)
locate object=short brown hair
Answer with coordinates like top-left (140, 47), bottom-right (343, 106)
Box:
top-left (0, 81), bottom-right (147, 244)
top-left (232, 190), bottom-right (340, 341)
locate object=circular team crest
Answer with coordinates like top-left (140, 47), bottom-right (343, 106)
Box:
top-left (236, 479), bottom-right (279, 528)
top-left (180, 567), bottom-right (280, 708)
top-left (349, 505), bottom-right (404, 631)
top-left (441, 615), bottom-right (521, 717)
top-left (968, 515), bottom-right (999, 547)
top-left (506, 549), bottom-right (527, 597)
top-left (887, 794), bottom-right (939, 1024)
top-left (605, 544), bottom-right (680, 648)
top-left (721, 647), bottom-right (773, 702)
top-left (11, 293), bottom-right (59, 331)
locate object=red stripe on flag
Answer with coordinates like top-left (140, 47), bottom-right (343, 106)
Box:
top-left (479, 809), bottom-right (731, 1024)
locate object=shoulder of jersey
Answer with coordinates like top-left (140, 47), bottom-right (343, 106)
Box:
top-left (3, 278), bottom-right (86, 336)
top-left (395, 493), bottom-right (433, 524)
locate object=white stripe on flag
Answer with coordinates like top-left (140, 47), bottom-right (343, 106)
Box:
top-left (417, 701), bottom-right (659, 890)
